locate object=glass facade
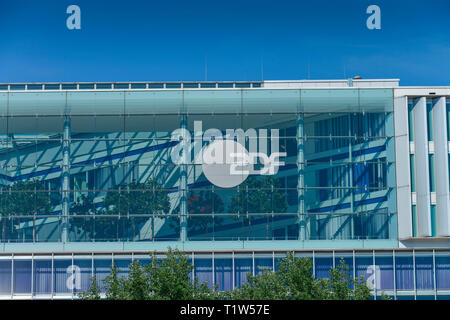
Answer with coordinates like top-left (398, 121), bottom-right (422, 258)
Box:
top-left (0, 249), bottom-right (446, 299)
top-left (0, 88), bottom-right (396, 243)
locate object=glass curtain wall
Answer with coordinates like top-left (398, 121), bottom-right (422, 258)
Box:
top-left (0, 89), bottom-right (396, 242)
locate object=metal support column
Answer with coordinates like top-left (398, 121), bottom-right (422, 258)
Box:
top-left (180, 113), bottom-right (188, 242)
top-left (61, 116), bottom-right (71, 243)
top-left (348, 114), bottom-right (354, 239)
top-left (297, 113), bottom-right (306, 240)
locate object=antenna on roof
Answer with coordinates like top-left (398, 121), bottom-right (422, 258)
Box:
top-left (307, 60), bottom-right (310, 80)
top-left (204, 57), bottom-right (208, 81)
top-left (260, 56), bottom-right (264, 81)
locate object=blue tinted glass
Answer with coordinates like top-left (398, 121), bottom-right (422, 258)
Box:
top-left (315, 255), bottom-right (333, 279)
top-left (436, 254), bottom-right (450, 290)
top-left (148, 83), bottom-right (164, 88)
top-left (10, 85), bottom-right (25, 90)
top-left (33, 260), bottom-right (52, 294)
top-left (234, 256), bottom-right (252, 288)
top-left (416, 295), bottom-right (435, 300)
top-left (415, 254), bottom-right (434, 290)
top-left (183, 83), bottom-right (198, 88)
top-left (375, 254), bottom-right (394, 290)
top-left (93, 258), bottom-right (112, 292)
top-left (218, 83), bottom-right (233, 88)
top-left (194, 256), bottom-right (213, 289)
top-left (395, 255), bottom-right (414, 290)
top-left (79, 84), bottom-right (95, 89)
top-left (114, 83), bottom-right (129, 89)
top-left (53, 259), bottom-right (72, 293)
top-left (62, 84), bottom-right (77, 90)
top-left (166, 83), bottom-right (181, 89)
top-left (254, 256), bottom-right (273, 275)
top-left (44, 84), bottom-right (60, 90)
top-left (27, 84), bottom-right (42, 90)
top-left (200, 83), bottom-right (216, 88)
top-left (214, 257), bottom-right (232, 291)
top-left (355, 254), bottom-right (373, 287)
top-left (73, 259), bottom-right (93, 293)
top-left (130, 83), bottom-right (146, 89)
top-left (96, 83), bottom-right (112, 89)
top-left (0, 260), bottom-right (11, 294)
top-left (13, 260), bottom-right (32, 294)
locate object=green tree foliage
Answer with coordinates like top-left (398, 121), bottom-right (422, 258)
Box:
top-left (231, 269), bottom-right (288, 299)
top-left (353, 276), bottom-right (372, 300)
top-left (70, 193), bottom-right (97, 240)
top-left (229, 254), bottom-right (372, 300)
top-left (229, 176), bottom-right (288, 217)
top-left (80, 250), bottom-right (372, 301)
top-left (70, 178), bottom-right (170, 241)
top-left (275, 252), bottom-right (328, 300)
top-left (147, 248), bottom-right (216, 299)
top-left (0, 180), bottom-right (51, 241)
top-left (79, 249), bottom-right (219, 300)
top-left (78, 276), bottom-right (101, 300)
top-left (122, 261), bottom-right (152, 300)
top-left (103, 263), bottom-right (126, 300)
top-left (187, 190), bottom-right (224, 237)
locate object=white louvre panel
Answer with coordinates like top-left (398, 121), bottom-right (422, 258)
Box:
top-left (432, 97), bottom-right (450, 236)
top-left (394, 96), bottom-right (413, 239)
top-left (413, 97), bottom-right (432, 237)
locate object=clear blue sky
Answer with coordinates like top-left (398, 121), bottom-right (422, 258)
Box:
top-left (0, 0), bottom-right (449, 85)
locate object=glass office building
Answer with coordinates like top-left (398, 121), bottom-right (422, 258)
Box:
top-left (0, 79), bottom-right (448, 299)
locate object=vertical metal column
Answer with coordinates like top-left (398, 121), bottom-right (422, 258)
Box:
top-left (373, 250), bottom-right (377, 300)
top-left (10, 254), bottom-right (14, 298)
top-left (51, 253), bottom-right (54, 300)
top-left (432, 249), bottom-right (437, 300)
top-left (413, 97), bottom-right (432, 237)
top-left (61, 116), bottom-right (71, 243)
top-left (212, 252), bottom-right (215, 289)
top-left (232, 252), bottom-right (235, 290)
top-left (180, 113), bottom-right (188, 242)
top-left (297, 113), bottom-right (306, 240)
top-left (393, 250), bottom-right (397, 300)
top-left (348, 114), bottom-right (354, 239)
top-left (413, 249), bottom-right (417, 300)
top-left (192, 252), bottom-right (195, 285)
top-left (432, 97), bottom-right (450, 236)
top-left (31, 254), bottom-right (34, 298)
top-left (312, 250), bottom-right (315, 278)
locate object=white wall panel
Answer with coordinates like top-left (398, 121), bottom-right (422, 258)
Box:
top-left (432, 97), bottom-right (450, 236)
top-left (413, 97), bottom-right (431, 237)
top-left (394, 96), bottom-right (413, 239)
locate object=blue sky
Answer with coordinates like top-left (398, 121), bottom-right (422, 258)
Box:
top-left (0, 0), bottom-right (449, 85)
